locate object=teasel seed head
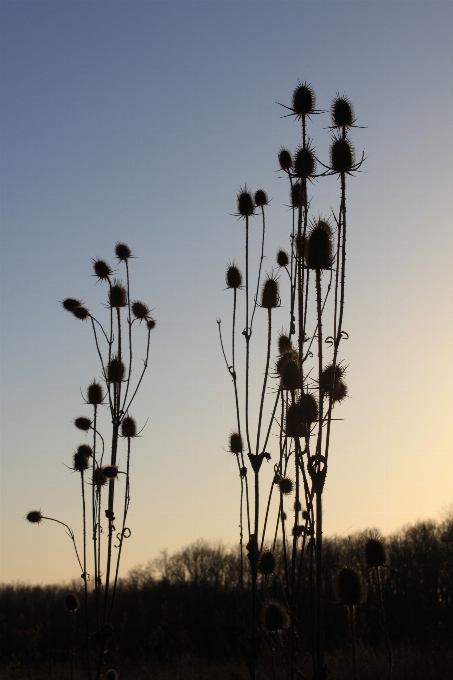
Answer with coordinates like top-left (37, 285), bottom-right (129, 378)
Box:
top-left (92, 259), bottom-right (112, 281)
top-left (278, 147), bottom-right (293, 172)
top-left (74, 416), bottom-right (92, 431)
top-left (62, 298), bottom-right (82, 312)
top-left (306, 219), bottom-right (333, 270)
top-left (299, 392), bottom-right (319, 423)
top-left (105, 671), bottom-right (118, 680)
top-left (293, 145), bottom-right (316, 179)
top-left (277, 250), bottom-right (289, 267)
top-left (290, 181), bottom-right (305, 208)
top-left (132, 301), bottom-right (150, 320)
top-left (107, 357), bottom-right (126, 384)
top-left (302, 510), bottom-right (309, 520)
top-left (237, 187), bottom-right (254, 218)
top-left (109, 281), bottom-right (127, 309)
top-left (285, 401), bottom-right (305, 438)
top-left (331, 94), bottom-right (355, 128)
top-left (364, 536), bottom-right (387, 568)
top-left (258, 550), bottom-right (277, 576)
top-left (292, 82), bottom-right (316, 118)
top-left (103, 465), bottom-right (118, 480)
top-left (72, 306), bottom-right (90, 321)
top-left (65, 593), bottom-right (80, 612)
top-left (278, 334), bottom-right (292, 354)
top-left (147, 318), bottom-right (156, 331)
top-left (295, 234), bottom-right (307, 260)
top-left (280, 360), bottom-right (301, 392)
top-left (330, 134), bottom-right (355, 174)
top-left (226, 263), bottom-right (243, 289)
top-left (261, 275), bottom-right (279, 309)
top-left (93, 467), bottom-right (108, 488)
top-left (26, 510), bottom-right (43, 524)
top-left (321, 363), bottom-right (348, 404)
top-left (278, 477), bottom-right (294, 496)
top-left (73, 451), bottom-right (90, 472)
top-left (294, 500), bottom-right (302, 511)
top-left (254, 189), bottom-right (269, 207)
top-left (87, 380), bottom-right (104, 405)
top-left (263, 601), bottom-right (289, 631)
top-left (337, 567), bottom-right (364, 606)
top-left (77, 444), bottom-right (93, 457)
top-left (229, 432), bottom-right (243, 454)
top-left (115, 242), bottom-right (132, 262)
top-left (121, 416), bottom-right (137, 438)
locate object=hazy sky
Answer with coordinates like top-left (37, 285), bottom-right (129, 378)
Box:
top-left (1, 0), bottom-right (452, 585)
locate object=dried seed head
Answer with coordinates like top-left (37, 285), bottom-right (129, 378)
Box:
top-left (132, 301), bottom-right (150, 320)
top-left (93, 259), bottom-right (112, 281)
top-left (278, 147), bottom-right (293, 171)
top-left (290, 181), bottom-right (305, 208)
top-left (72, 306), bottom-right (90, 320)
top-left (87, 380), bottom-right (104, 405)
top-left (105, 671), bottom-right (118, 680)
top-left (109, 281), bottom-right (127, 308)
top-left (278, 477), bottom-right (294, 496)
top-left (226, 263), bottom-right (243, 289)
top-left (73, 451), bottom-right (90, 472)
top-left (292, 525), bottom-right (305, 537)
top-left (293, 145), bottom-right (316, 179)
top-left (65, 593), bottom-right (80, 612)
top-left (62, 298), bottom-right (82, 312)
top-left (261, 276), bottom-right (279, 309)
top-left (258, 550), bottom-right (277, 576)
top-left (229, 432), bottom-right (243, 454)
top-left (321, 363), bottom-right (348, 403)
top-left (277, 250), bottom-right (289, 267)
top-left (294, 500), bottom-right (302, 511)
top-left (263, 601), bottom-right (289, 631)
top-left (26, 510), bottom-right (43, 524)
top-left (364, 536), bottom-right (386, 568)
top-left (278, 334), bottom-right (292, 354)
top-left (103, 465), bottom-right (118, 479)
top-left (93, 468), bottom-right (108, 488)
top-left (280, 360), bottom-right (301, 393)
top-left (292, 82), bottom-right (316, 118)
top-left (330, 135), bottom-right (355, 174)
top-left (147, 318), bottom-right (156, 331)
top-left (306, 220), bottom-right (333, 270)
top-left (107, 357), bottom-right (125, 384)
top-left (237, 187), bottom-right (254, 218)
top-left (337, 567), bottom-right (364, 606)
top-left (254, 189), bottom-right (269, 207)
top-left (121, 416), bottom-right (137, 438)
top-left (115, 242), bottom-right (132, 261)
top-left (331, 95), bottom-right (355, 128)
top-left (285, 401), bottom-right (305, 438)
top-left (74, 416), bottom-right (92, 431)
top-left (295, 234), bottom-right (307, 259)
top-left (299, 392), bottom-right (319, 423)
top-left (77, 444), bottom-right (93, 457)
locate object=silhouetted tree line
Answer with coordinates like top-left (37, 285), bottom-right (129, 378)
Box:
top-left (1, 518), bottom-right (452, 667)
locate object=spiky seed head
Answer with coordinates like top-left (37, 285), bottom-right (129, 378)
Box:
top-left (226, 264), bottom-right (242, 289)
top-left (337, 567), bottom-right (364, 606)
top-left (285, 401), bottom-right (305, 438)
top-left (290, 181), bottom-right (304, 208)
top-left (293, 146), bottom-right (316, 179)
top-left (277, 250), bottom-right (289, 267)
top-left (65, 593), bottom-right (80, 612)
top-left (87, 381), bottom-right (104, 405)
top-left (62, 298), bottom-right (82, 312)
top-left (105, 671), bottom-right (118, 680)
top-left (77, 444), bottom-right (92, 457)
top-left (263, 601), bottom-right (289, 631)
top-left (72, 306), bottom-right (90, 320)
top-left (278, 147), bottom-right (293, 171)
top-left (237, 187), bottom-right (254, 218)
top-left (93, 259), bottom-right (112, 281)
top-left (107, 357), bottom-right (125, 384)
top-left (364, 537), bottom-right (386, 568)
top-left (258, 550), bottom-right (277, 576)
top-left (115, 242), bottom-right (132, 261)
top-left (93, 468), bottom-right (108, 488)
top-left (121, 416), bottom-right (137, 438)
top-left (261, 276), bottom-right (279, 309)
top-left (254, 189), bottom-right (269, 207)
top-left (109, 282), bottom-right (127, 308)
top-left (229, 432), bottom-right (243, 454)
top-left (278, 334), bottom-right (292, 354)
top-left (132, 301), bottom-right (150, 320)
top-left (292, 525), bottom-right (305, 537)
top-left (147, 318), bottom-right (156, 331)
top-left (281, 360), bottom-right (301, 393)
top-left (330, 135), bottom-right (355, 174)
top-left (103, 465), bottom-right (118, 480)
top-left (275, 349), bottom-right (299, 376)
top-left (73, 451), bottom-right (90, 472)
top-left (74, 416), bottom-right (92, 431)
top-left (299, 392), bottom-right (319, 423)
top-left (306, 220), bottom-right (333, 270)
top-left (278, 477), bottom-right (294, 496)
top-left (26, 510), bottom-right (43, 524)
top-left (333, 380), bottom-right (347, 403)
top-left (321, 363), bottom-right (348, 403)
top-left (302, 510), bottom-right (309, 520)
top-left (331, 95), bottom-right (355, 128)
top-left (292, 82), bottom-right (315, 117)
top-left (294, 500), bottom-right (301, 511)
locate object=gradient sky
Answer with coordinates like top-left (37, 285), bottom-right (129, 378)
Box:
top-left (1, 0), bottom-right (452, 585)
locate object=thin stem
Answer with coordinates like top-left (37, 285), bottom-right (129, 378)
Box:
top-left (256, 308), bottom-right (272, 456)
top-left (376, 567), bottom-right (393, 680)
top-left (109, 437), bottom-right (132, 621)
top-left (92, 405), bottom-right (100, 628)
top-left (80, 471), bottom-right (91, 679)
top-left (348, 605), bottom-right (357, 680)
top-left (245, 215), bottom-right (252, 456)
top-left (250, 205), bottom-right (266, 331)
top-left (42, 516), bottom-right (83, 572)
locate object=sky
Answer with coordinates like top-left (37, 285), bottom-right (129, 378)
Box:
top-left (1, 0), bottom-right (452, 585)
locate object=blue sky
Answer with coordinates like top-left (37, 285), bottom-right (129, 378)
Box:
top-left (1, 0), bottom-right (452, 584)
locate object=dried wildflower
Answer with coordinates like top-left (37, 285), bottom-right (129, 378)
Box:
top-left (131, 301), bottom-right (149, 320)
top-left (254, 189), bottom-right (269, 207)
top-left (226, 263), bottom-right (242, 289)
top-left (87, 380), bottom-right (104, 405)
top-left (293, 145), bottom-right (316, 179)
top-left (261, 276), bottom-right (279, 309)
top-left (73, 451), bottom-right (90, 472)
top-left (364, 536), bottom-right (387, 568)
top-left (306, 219), bottom-right (333, 270)
top-left (237, 187), bottom-right (254, 218)
top-left (290, 181), bottom-right (304, 208)
top-left (292, 525), bottom-right (305, 537)
top-left (276, 250), bottom-right (289, 267)
top-left (147, 318), bottom-right (156, 331)
top-left (109, 282), bottom-right (127, 309)
top-left (72, 306), bottom-right (90, 320)
top-left (65, 593), bottom-right (80, 612)
top-left (93, 468), bottom-right (108, 488)
top-left (103, 465), bottom-right (118, 480)
top-left (62, 298), bottom-right (82, 312)
top-left (121, 416), bottom-right (137, 438)
top-left (337, 567), bottom-right (364, 606)
top-left (77, 444), bottom-right (93, 457)
top-left (278, 334), bottom-right (292, 354)
top-left (299, 392), bottom-right (319, 423)
top-left (285, 401), bottom-right (305, 438)
top-left (26, 510), bottom-right (43, 524)
top-left (321, 363), bottom-right (348, 403)
top-left (295, 234), bottom-right (307, 258)
top-left (107, 357), bottom-right (125, 384)
top-left (278, 477), bottom-right (294, 496)
top-left (278, 147), bottom-right (293, 171)
top-left (105, 671), bottom-right (118, 680)
top-left (74, 416), bottom-right (92, 431)
top-left (292, 82), bottom-right (315, 118)
top-left (280, 360), bottom-right (301, 393)
top-left (331, 95), bottom-right (355, 128)
top-left (258, 550), bottom-right (277, 576)
top-left (115, 242), bottom-right (132, 261)
top-left (93, 259), bottom-right (112, 281)
top-left (330, 135), bottom-right (355, 174)
top-left (229, 432), bottom-right (243, 454)
top-left (262, 601), bottom-right (289, 631)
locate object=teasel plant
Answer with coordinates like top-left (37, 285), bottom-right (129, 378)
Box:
top-left (26, 242), bottom-right (155, 680)
top-left (218, 82), bottom-right (364, 680)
